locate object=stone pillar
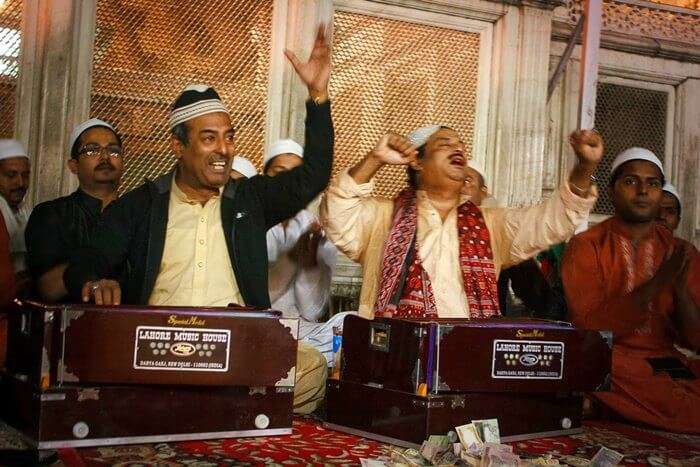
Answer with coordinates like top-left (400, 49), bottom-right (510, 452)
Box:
top-left (15, 0), bottom-right (96, 206)
top-left (264, 0), bottom-right (331, 152)
top-left (489, 2), bottom-right (558, 207)
top-left (674, 78), bottom-right (700, 247)
top-left (283, 0), bottom-right (333, 146)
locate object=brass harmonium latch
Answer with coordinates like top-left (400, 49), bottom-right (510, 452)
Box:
top-left (369, 322), bottom-right (390, 352)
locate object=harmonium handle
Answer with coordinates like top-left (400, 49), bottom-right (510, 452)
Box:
top-left (369, 322), bottom-right (390, 352)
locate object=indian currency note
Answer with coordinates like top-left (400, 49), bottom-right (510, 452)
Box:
top-left (484, 452), bottom-right (522, 467)
top-left (420, 440), bottom-right (448, 464)
top-left (456, 423), bottom-right (484, 456)
top-left (559, 455), bottom-right (590, 466)
top-left (428, 435), bottom-right (451, 447)
top-left (590, 447), bottom-right (624, 467)
top-left (473, 418), bottom-right (501, 443)
top-left (483, 442), bottom-right (514, 456)
top-left (361, 458), bottom-right (389, 467)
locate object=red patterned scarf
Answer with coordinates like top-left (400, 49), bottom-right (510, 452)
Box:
top-left (374, 188), bottom-right (500, 318)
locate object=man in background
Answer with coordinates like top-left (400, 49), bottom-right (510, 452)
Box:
top-left (562, 147), bottom-right (699, 433)
top-left (0, 139), bottom-right (31, 293)
top-left (460, 159), bottom-right (491, 206)
top-left (25, 119), bottom-right (124, 302)
top-left (230, 155), bottom-right (257, 180)
top-left (265, 139), bottom-right (349, 365)
top-left (658, 182), bottom-right (681, 233)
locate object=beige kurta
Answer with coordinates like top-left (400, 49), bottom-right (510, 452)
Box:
top-left (320, 169), bottom-right (597, 319)
top-left (149, 178), bottom-right (243, 307)
top-left (148, 178), bottom-right (325, 414)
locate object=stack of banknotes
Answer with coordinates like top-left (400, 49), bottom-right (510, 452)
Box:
top-left (361, 418), bottom-right (623, 467)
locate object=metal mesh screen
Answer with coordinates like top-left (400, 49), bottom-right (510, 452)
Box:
top-left (593, 82), bottom-right (667, 215)
top-left (90, 0), bottom-right (273, 194)
top-left (330, 11), bottom-right (481, 198)
top-left (0, 0), bottom-right (23, 139)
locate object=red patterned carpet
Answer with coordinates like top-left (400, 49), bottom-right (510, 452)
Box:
top-left (58, 419), bottom-right (386, 466)
top-left (49, 419), bottom-right (700, 466)
top-left (511, 422), bottom-right (700, 466)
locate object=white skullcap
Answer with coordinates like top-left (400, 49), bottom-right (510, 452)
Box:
top-left (169, 84), bottom-right (229, 130)
top-left (407, 125), bottom-right (444, 148)
top-left (663, 182), bottom-right (681, 204)
top-left (264, 139), bottom-right (303, 168)
top-left (231, 156), bottom-right (258, 178)
top-left (467, 159), bottom-right (486, 182)
top-left (610, 147), bottom-right (664, 177)
top-left (0, 139), bottom-right (28, 162)
top-left (69, 118), bottom-right (117, 154)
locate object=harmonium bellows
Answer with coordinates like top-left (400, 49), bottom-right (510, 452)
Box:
top-left (1, 301), bottom-right (298, 449)
top-left (325, 315), bottom-right (612, 447)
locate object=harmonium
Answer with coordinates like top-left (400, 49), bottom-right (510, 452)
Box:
top-left (326, 315), bottom-right (612, 447)
top-left (1, 300), bottom-right (299, 449)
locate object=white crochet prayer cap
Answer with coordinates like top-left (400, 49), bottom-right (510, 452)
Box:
top-left (610, 147), bottom-right (664, 177)
top-left (406, 125), bottom-right (443, 148)
top-left (69, 118), bottom-right (116, 153)
top-left (467, 159), bottom-right (486, 182)
top-left (169, 84), bottom-right (230, 130)
top-left (264, 139), bottom-right (303, 167)
top-left (662, 182), bottom-right (681, 204)
top-left (231, 156), bottom-right (258, 178)
top-left (0, 139), bottom-right (28, 161)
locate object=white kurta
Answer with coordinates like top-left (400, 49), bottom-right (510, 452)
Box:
top-left (267, 209), bottom-right (352, 364)
top-left (320, 169), bottom-right (597, 319)
top-left (0, 195), bottom-right (30, 273)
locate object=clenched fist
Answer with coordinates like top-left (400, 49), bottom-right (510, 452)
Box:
top-left (569, 129), bottom-right (604, 170)
top-left (370, 133), bottom-right (419, 167)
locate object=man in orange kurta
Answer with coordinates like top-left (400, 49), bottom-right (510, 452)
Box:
top-left (562, 148), bottom-right (700, 433)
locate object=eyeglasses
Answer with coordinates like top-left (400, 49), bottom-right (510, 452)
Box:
top-left (78, 145), bottom-right (123, 159)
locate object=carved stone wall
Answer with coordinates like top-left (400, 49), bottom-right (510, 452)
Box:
top-left (558, 0), bottom-right (699, 45)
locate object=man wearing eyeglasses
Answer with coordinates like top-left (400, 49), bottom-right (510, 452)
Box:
top-left (25, 118), bottom-right (124, 302)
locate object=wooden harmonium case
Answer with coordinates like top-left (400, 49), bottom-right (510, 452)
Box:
top-left (1, 301), bottom-right (298, 448)
top-left (325, 316), bottom-right (611, 446)
top-left (341, 315), bottom-right (611, 394)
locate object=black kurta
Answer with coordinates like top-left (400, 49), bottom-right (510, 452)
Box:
top-left (25, 189), bottom-right (105, 279)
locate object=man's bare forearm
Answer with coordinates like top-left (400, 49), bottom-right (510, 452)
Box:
top-left (348, 152), bottom-right (383, 184)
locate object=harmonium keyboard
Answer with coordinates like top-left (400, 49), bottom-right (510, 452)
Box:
top-left (325, 315), bottom-right (612, 447)
top-left (1, 300), bottom-right (299, 449)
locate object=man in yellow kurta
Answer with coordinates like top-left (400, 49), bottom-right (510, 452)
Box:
top-left (66, 27), bottom-right (334, 414)
top-left (320, 126), bottom-right (603, 319)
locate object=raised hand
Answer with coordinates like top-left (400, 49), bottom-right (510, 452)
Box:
top-left (284, 25), bottom-right (331, 96)
top-left (569, 129), bottom-right (604, 169)
top-left (371, 133), bottom-right (419, 167)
